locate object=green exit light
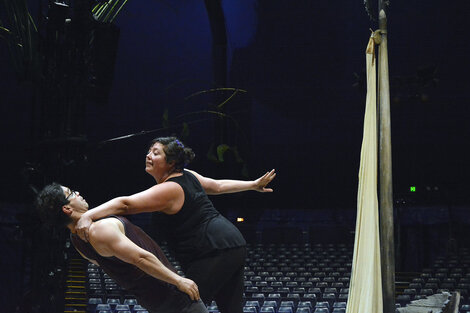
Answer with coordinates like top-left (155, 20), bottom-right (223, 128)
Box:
top-left (410, 186), bottom-right (416, 192)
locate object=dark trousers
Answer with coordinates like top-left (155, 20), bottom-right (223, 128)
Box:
top-left (184, 246), bottom-right (246, 313)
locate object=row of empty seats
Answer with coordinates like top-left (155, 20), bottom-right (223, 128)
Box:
top-left (74, 241), bottom-right (470, 313)
top-left (397, 248), bottom-right (470, 312)
top-left (87, 297), bottom-right (147, 313)
top-left (238, 244), bottom-right (353, 313)
top-left (85, 262), bottom-right (150, 313)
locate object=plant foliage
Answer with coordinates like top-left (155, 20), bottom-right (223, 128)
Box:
top-left (0, 0), bottom-right (41, 82)
top-left (92, 0), bottom-right (129, 23)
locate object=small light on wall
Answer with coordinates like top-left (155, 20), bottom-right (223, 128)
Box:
top-left (237, 217), bottom-right (244, 222)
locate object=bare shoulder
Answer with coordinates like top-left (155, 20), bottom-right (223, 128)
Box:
top-left (88, 218), bottom-right (124, 256)
top-left (91, 217), bottom-right (122, 229)
top-left (89, 218), bottom-right (123, 242)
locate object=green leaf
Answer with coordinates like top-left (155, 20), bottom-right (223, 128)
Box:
top-left (162, 109), bottom-right (170, 128)
top-left (207, 144), bottom-right (219, 163)
top-left (0, 26), bottom-right (11, 34)
top-left (180, 122), bottom-right (189, 138)
top-left (231, 146), bottom-right (244, 163)
top-left (184, 87), bottom-right (247, 101)
top-left (0, 0), bottom-right (41, 81)
top-left (217, 88), bottom-right (239, 109)
top-left (110, 0), bottom-right (129, 23)
top-left (216, 144), bottom-right (230, 162)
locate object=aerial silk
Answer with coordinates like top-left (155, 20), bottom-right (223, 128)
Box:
top-left (345, 35), bottom-right (383, 313)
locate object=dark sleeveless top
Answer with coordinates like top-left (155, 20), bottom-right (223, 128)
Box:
top-left (163, 170), bottom-right (246, 266)
top-left (70, 216), bottom-right (190, 312)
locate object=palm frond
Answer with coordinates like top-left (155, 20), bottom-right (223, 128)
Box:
top-left (109, 0), bottom-right (128, 23)
top-left (184, 88), bottom-right (247, 101)
top-left (0, 0), bottom-right (40, 81)
top-left (93, 0), bottom-right (129, 23)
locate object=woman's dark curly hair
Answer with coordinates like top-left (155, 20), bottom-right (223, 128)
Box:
top-left (149, 136), bottom-right (195, 172)
top-left (36, 183), bottom-right (72, 227)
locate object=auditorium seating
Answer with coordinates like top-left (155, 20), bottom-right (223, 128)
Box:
top-left (395, 247), bottom-right (470, 312)
top-left (77, 240), bottom-right (470, 313)
top-left (239, 243), bottom-right (352, 313)
top-left (83, 262), bottom-right (148, 312)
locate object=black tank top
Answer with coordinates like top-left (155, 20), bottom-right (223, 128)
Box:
top-left (163, 171), bottom-right (246, 266)
top-left (70, 216), bottom-right (189, 312)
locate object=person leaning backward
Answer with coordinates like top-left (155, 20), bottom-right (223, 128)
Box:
top-left (76, 136), bottom-right (276, 313)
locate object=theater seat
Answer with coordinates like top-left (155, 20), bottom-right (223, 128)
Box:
top-left (338, 294), bottom-right (348, 301)
top-left (260, 306), bottom-right (275, 313)
top-left (322, 292), bottom-right (336, 304)
top-left (298, 301), bottom-right (313, 309)
top-left (315, 301), bottom-right (330, 309)
top-left (267, 293), bottom-right (281, 302)
top-left (246, 287), bottom-right (260, 293)
top-left (245, 300), bottom-right (260, 310)
top-left (123, 298), bottom-right (138, 306)
top-left (88, 297), bottom-right (103, 312)
top-left (419, 288), bottom-right (433, 296)
top-left (115, 304), bottom-right (131, 312)
top-left (106, 298), bottom-right (121, 310)
top-left (403, 289), bottom-right (417, 296)
top-left (95, 303), bottom-right (112, 312)
top-left (286, 293), bottom-right (301, 304)
top-left (278, 306), bottom-right (294, 313)
top-left (302, 293), bottom-right (317, 303)
top-left (133, 304), bottom-right (149, 311)
top-left (280, 301), bottom-right (295, 308)
top-left (252, 293), bottom-right (266, 301)
top-left (263, 300), bottom-right (277, 309)
top-left (296, 308), bottom-right (312, 313)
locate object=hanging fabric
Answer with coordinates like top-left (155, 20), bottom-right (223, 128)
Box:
top-left (345, 35), bottom-right (383, 313)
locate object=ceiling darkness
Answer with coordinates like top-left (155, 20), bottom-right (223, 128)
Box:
top-left (1, 0), bottom-right (469, 210)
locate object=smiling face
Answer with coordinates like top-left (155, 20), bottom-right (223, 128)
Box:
top-left (145, 142), bottom-right (175, 182)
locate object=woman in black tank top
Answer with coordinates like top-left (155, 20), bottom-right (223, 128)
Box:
top-left (76, 136), bottom-right (276, 313)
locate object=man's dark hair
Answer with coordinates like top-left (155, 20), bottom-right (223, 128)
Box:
top-left (149, 136), bottom-right (195, 172)
top-left (36, 183), bottom-right (72, 227)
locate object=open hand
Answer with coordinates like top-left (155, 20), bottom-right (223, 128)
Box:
top-left (176, 277), bottom-right (200, 301)
top-left (253, 169), bottom-right (276, 192)
top-left (75, 213), bottom-right (92, 242)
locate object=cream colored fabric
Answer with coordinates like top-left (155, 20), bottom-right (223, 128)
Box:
top-left (345, 36), bottom-right (383, 313)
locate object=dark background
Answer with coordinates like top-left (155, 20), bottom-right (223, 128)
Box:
top-left (1, 0), bottom-right (470, 311)
top-left (1, 0), bottom-right (468, 209)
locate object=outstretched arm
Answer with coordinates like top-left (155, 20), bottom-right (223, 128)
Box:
top-left (76, 182), bottom-right (183, 241)
top-left (187, 169), bottom-right (276, 195)
top-left (88, 218), bottom-right (200, 300)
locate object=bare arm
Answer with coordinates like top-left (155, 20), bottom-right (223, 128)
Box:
top-left (187, 169), bottom-right (276, 195)
top-left (76, 249), bottom-right (99, 266)
top-left (76, 182), bottom-right (183, 241)
top-left (88, 218), bottom-right (200, 300)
